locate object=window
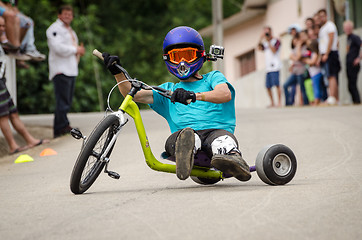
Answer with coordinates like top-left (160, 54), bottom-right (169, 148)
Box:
top-left (237, 49), bottom-right (256, 77)
top-left (349, 0), bottom-right (362, 28)
top-left (334, 0), bottom-right (362, 34)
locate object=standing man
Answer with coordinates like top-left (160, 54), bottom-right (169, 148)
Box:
top-left (258, 26), bottom-right (282, 107)
top-left (46, 5), bottom-right (85, 138)
top-left (318, 9), bottom-right (340, 105)
top-left (343, 20), bottom-right (361, 104)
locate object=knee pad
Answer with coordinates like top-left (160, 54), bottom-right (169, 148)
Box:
top-left (194, 133), bottom-right (201, 154)
top-left (211, 135), bottom-right (240, 155)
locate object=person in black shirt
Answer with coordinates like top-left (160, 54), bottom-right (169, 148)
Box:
top-left (343, 20), bottom-right (361, 104)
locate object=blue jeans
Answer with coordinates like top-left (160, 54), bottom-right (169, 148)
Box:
top-left (53, 74), bottom-right (75, 135)
top-left (283, 74), bottom-right (309, 106)
top-left (311, 73), bottom-right (323, 100)
top-left (18, 12), bottom-right (37, 52)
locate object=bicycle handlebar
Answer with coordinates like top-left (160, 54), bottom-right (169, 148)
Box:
top-left (93, 49), bottom-right (193, 103)
top-left (92, 49), bottom-right (104, 60)
top-left (93, 49), bottom-right (133, 80)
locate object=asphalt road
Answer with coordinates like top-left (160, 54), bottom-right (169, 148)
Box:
top-left (1, 106), bottom-right (361, 240)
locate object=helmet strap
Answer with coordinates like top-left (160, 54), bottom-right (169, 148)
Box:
top-left (193, 72), bottom-right (202, 80)
top-left (177, 62), bottom-right (190, 78)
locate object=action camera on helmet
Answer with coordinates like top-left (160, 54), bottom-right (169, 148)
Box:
top-left (208, 45), bottom-right (224, 60)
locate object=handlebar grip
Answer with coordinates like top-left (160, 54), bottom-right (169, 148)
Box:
top-left (93, 49), bottom-right (104, 60)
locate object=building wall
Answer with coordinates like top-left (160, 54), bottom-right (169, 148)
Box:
top-left (224, 16), bottom-right (265, 83)
top-left (233, 29), bottom-right (362, 108)
top-left (220, 0), bottom-right (362, 108)
top-left (224, 0), bottom-right (327, 83)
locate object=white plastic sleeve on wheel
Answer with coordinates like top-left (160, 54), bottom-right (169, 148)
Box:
top-left (194, 133), bottom-right (201, 154)
top-left (211, 135), bottom-right (240, 155)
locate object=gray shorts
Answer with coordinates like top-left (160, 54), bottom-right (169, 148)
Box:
top-left (165, 128), bottom-right (238, 158)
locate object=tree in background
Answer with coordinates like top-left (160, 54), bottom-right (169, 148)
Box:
top-left (16, 0), bottom-right (243, 114)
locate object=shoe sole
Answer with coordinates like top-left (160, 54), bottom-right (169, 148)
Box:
top-left (26, 54), bottom-right (46, 61)
top-left (8, 53), bottom-right (31, 61)
top-left (175, 128), bottom-right (195, 180)
top-left (211, 155), bottom-right (251, 181)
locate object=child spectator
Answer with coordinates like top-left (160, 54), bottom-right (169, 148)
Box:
top-left (0, 16), bottom-right (48, 154)
top-left (0, 0), bottom-right (45, 68)
top-left (303, 39), bottom-right (324, 105)
top-left (0, 1), bottom-right (28, 60)
top-left (283, 31), bottom-right (309, 106)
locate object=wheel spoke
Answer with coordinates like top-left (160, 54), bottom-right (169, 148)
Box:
top-left (80, 125), bottom-right (115, 184)
top-left (70, 115), bottom-right (120, 194)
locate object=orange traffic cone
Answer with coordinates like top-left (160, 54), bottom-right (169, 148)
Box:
top-left (40, 148), bottom-right (57, 156)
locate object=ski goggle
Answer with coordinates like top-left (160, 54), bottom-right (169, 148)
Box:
top-left (164, 47), bottom-right (204, 64)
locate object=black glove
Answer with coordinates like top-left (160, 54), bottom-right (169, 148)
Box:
top-left (102, 52), bottom-right (122, 75)
top-left (171, 88), bottom-right (196, 105)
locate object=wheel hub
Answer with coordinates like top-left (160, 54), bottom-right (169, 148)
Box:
top-left (272, 153), bottom-right (292, 176)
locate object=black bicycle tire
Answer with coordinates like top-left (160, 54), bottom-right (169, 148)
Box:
top-left (70, 115), bottom-right (120, 194)
top-left (190, 176), bottom-right (221, 185)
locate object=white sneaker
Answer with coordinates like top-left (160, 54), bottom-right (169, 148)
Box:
top-left (25, 50), bottom-right (46, 61)
top-left (326, 96), bottom-right (337, 105)
top-left (8, 51), bottom-right (31, 61)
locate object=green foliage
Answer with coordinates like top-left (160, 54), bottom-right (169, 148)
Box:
top-left (16, 0), bottom-right (243, 114)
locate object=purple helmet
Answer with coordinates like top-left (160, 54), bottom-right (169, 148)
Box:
top-left (163, 26), bottom-right (206, 80)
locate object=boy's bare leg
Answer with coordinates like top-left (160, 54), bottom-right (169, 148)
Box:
top-left (0, 115), bottom-right (21, 153)
top-left (9, 112), bottom-right (40, 147)
top-left (3, 10), bottom-right (21, 47)
top-left (267, 88), bottom-right (275, 107)
top-left (19, 26), bottom-right (28, 43)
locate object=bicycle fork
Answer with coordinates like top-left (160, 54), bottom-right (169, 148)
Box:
top-left (71, 111), bottom-right (128, 180)
top-left (101, 111), bottom-right (128, 179)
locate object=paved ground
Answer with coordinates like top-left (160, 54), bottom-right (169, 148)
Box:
top-left (0, 105), bottom-right (361, 240)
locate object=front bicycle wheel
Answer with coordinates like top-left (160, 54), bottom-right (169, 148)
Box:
top-left (70, 115), bottom-right (120, 194)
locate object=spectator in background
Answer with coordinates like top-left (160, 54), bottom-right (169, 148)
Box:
top-left (343, 20), bottom-right (361, 104)
top-left (46, 5), bottom-right (85, 138)
top-left (318, 8), bottom-right (340, 105)
top-left (303, 38), bottom-right (323, 105)
top-left (313, 12), bottom-right (321, 37)
top-left (285, 25), bottom-right (303, 103)
top-left (313, 24), bottom-right (321, 39)
top-left (313, 12), bottom-right (321, 27)
top-left (0, 0), bottom-right (28, 60)
top-left (1, 0), bottom-right (45, 68)
top-left (288, 24), bottom-right (301, 38)
top-left (305, 18), bottom-right (315, 30)
top-left (307, 28), bottom-right (316, 40)
top-left (0, 16), bottom-right (48, 154)
top-left (283, 31), bottom-right (309, 106)
top-left (258, 26), bottom-right (282, 107)
top-left (9, 0), bottom-right (46, 61)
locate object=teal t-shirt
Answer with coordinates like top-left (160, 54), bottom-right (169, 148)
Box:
top-left (149, 71), bottom-right (236, 134)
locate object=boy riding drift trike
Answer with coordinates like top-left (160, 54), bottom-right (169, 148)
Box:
top-left (70, 26), bottom-right (297, 194)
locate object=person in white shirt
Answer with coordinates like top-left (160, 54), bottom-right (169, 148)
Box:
top-left (318, 9), bottom-right (340, 105)
top-left (46, 5), bottom-right (84, 138)
top-left (258, 26), bottom-right (282, 107)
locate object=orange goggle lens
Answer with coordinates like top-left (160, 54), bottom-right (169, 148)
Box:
top-left (166, 47), bottom-right (203, 64)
